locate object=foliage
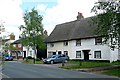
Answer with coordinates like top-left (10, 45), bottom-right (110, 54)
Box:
top-left (91, 1), bottom-right (120, 49)
top-left (60, 60), bottom-right (120, 69)
top-left (9, 45), bottom-right (19, 51)
top-left (22, 59), bottom-right (43, 64)
top-left (26, 56), bottom-right (33, 59)
top-left (35, 58), bottom-right (40, 61)
top-left (19, 8), bottom-right (46, 49)
top-left (103, 68), bottom-right (120, 77)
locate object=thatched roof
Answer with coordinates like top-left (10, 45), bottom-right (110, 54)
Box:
top-left (45, 17), bottom-right (98, 43)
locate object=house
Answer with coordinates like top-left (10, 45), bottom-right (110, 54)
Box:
top-left (11, 39), bottom-right (23, 59)
top-left (12, 39), bottom-right (47, 59)
top-left (12, 39), bottom-right (36, 59)
top-left (45, 12), bottom-right (120, 62)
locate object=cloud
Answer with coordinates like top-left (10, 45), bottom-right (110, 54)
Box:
top-left (0, 0), bottom-right (24, 39)
top-left (42, 0), bottom-right (98, 35)
top-left (36, 4), bottom-right (47, 12)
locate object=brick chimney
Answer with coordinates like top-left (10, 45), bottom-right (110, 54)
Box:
top-left (77, 12), bottom-right (84, 20)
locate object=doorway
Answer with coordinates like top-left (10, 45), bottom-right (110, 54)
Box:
top-left (82, 50), bottom-right (90, 61)
top-left (23, 51), bottom-right (26, 58)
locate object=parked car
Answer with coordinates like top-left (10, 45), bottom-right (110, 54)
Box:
top-left (43, 54), bottom-right (69, 64)
top-left (4, 55), bottom-right (13, 61)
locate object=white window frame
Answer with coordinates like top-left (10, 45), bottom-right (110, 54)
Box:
top-left (94, 51), bottom-right (101, 59)
top-left (50, 43), bottom-right (54, 47)
top-left (76, 51), bottom-right (81, 58)
top-left (76, 39), bottom-right (81, 46)
top-left (18, 44), bottom-right (22, 48)
top-left (63, 41), bottom-right (68, 46)
top-left (64, 51), bottom-right (68, 56)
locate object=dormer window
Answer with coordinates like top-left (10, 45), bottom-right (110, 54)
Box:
top-left (64, 41), bottom-right (68, 46)
top-left (95, 37), bottom-right (102, 45)
top-left (76, 39), bottom-right (81, 46)
top-left (50, 43), bottom-right (54, 47)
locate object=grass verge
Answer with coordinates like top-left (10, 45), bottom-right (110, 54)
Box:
top-left (22, 59), bottom-right (43, 64)
top-left (60, 60), bottom-right (120, 69)
top-left (102, 68), bottom-right (120, 77)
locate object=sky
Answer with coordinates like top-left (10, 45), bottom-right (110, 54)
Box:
top-left (0, 0), bottom-right (98, 40)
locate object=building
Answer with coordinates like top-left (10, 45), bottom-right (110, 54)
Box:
top-left (45, 12), bottom-right (120, 62)
top-left (12, 39), bottom-right (47, 59)
top-left (12, 39), bottom-right (36, 59)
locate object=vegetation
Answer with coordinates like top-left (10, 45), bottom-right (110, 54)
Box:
top-left (26, 56), bottom-right (33, 59)
top-left (91, 1), bottom-right (120, 50)
top-left (19, 8), bottom-right (46, 49)
top-left (22, 59), bottom-right (43, 64)
top-left (60, 60), bottom-right (120, 69)
top-left (19, 8), bottom-right (47, 64)
top-left (102, 68), bottom-right (120, 77)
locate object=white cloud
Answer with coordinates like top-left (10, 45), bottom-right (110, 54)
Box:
top-left (0, 0), bottom-right (24, 39)
top-left (37, 4), bottom-right (47, 12)
top-left (43, 0), bottom-right (98, 35)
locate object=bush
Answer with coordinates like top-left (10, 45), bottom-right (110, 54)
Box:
top-left (35, 58), bottom-right (40, 61)
top-left (26, 56), bottom-right (33, 59)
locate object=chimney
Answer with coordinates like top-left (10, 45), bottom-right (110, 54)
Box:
top-left (77, 12), bottom-right (84, 20)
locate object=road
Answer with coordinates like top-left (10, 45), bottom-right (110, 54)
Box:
top-left (2, 61), bottom-right (119, 80)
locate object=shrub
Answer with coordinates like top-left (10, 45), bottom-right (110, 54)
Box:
top-left (35, 58), bottom-right (40, 61)
top-left (27, 56), bottom-right (33, 59)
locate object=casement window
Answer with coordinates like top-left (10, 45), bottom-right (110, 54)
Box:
top-left (76, 51), bottom-right (81, 58)
top-left (50, 43), bottom-right (54, 47)
top-left (64, 41), bottom-right (68, 46)
top-left (95, 37), bottom-right (102, 45)
top-left (64, 51), bottom-right (68, 56)
top-left (58, 51), bottom-right (62, 54)
top-left (94, 51), bottom-right (101, 59)
top-left (30, 51), bottom-right (32, 56)
top-left (18, 44), bottom-right (22, 48)
top-left (76, 39), bottom-right (81, 46)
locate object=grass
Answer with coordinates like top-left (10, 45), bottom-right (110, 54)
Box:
top-left (102, 68), bottom-right (120, 77)
top-left (60, 60), bottom-right (120, 69)
top-left (22, 59), bottom-right (43, 64)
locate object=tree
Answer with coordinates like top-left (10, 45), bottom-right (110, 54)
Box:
top-left (91, 1), bottom-right (120, 50)
top-left (19, 8), bottom-right (46, 63)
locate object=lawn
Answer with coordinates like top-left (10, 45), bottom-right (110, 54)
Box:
top-left (60, 60), bottom-right (120, 69)
top-left (22, 59), bottom-right (43, 64)
top-left (102, 68), bottom-right (120, 77)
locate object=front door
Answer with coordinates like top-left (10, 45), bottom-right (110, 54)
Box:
top-left (83, 50), bottom-right (90, 61)
top-left (23, 51), bottom-right (26, 58)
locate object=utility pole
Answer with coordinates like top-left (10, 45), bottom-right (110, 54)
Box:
top-left (0, 21), bottom-right (5, 64)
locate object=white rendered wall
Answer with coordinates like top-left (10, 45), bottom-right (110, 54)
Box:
top-left (47, 38), bottom-right (118, 61)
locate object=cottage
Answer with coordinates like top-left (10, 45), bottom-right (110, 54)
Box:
top-left (45, 12), bottom-right (120, 62)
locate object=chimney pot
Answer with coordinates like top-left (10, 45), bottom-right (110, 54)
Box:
top-left (77, 12), bottom-right (84, 20)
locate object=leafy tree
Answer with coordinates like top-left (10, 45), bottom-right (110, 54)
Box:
top-left (91, 1), bottom-right (120, 50)
top-left (19, 8), bottom-right (46, 63)
top-left (20, 8), bottom-right (46, 49)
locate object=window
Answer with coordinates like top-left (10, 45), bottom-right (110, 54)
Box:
top-left (58, 51), bottom-right (62, 54)
top-left (13, 44), bottom-right (16, 47)
top-left (64, 41), bottom-right (68, 46)
top-left (76, 40), bottom-right (81, 46)
top-left (30, 51), bottom-right (32, 56)
top-left (64, 51), bottom-right (68, 55)
top-left (18, 44), bottom-right (22, 48)
top-left (94, 51), bottom-right (101, 59)
top-left (95, 37), bottom-right (102, 45)
top-left (50, 43), bottom-right (54, 47)
top-left (76, 51), bottom-right (81, 58)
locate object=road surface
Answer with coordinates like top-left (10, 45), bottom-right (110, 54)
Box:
top-left (2, 61), bottom-right (119, 80)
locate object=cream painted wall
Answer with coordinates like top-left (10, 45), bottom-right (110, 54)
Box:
top-left (23, 46), bottom-right (36, 58)
top-left (47, 38), bottom-right (119, 61)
